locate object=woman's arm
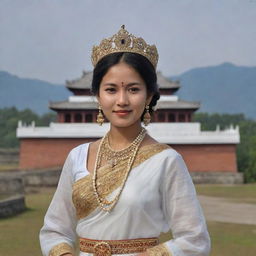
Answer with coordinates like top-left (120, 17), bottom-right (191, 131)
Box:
top-left (147, 153), bottom-right (211, 256)
top-left (39, 151), bottom-right (77, 256)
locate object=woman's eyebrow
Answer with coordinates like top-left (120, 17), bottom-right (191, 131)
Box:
top-left (103, 83), bottom-right (117, 87)
top-left (126, 82), bottom-right (142, 86)
top-left (103, 82), bottom-right (142, 87)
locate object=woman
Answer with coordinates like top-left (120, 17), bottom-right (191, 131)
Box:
top-left (40, 26), bottom-right (210, 256)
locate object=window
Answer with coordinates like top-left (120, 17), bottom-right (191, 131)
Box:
top-left (64, 113), bottom-right (71, 123)
top-left (178, 114), bottom-right (185, 122)
top-left (74, 113), bottom-right (82, 123)
top-left (158, 112), bottom-right (165, 122)
top-left (85, 113), bottom-right (93, 122)
top-left (168, 113), bottom-right (175, 122)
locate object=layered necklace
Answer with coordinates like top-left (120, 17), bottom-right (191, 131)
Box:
top-left (92, 128), bottom-right (147, 212)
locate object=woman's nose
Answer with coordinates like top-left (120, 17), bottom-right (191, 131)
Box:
top-left (117, 90), bottom-right (129, 106)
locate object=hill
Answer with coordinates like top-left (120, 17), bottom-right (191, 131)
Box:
top-left (0, 71), bottom-right (70, 115)
top-left (0, 62), bottom-right (255, 119)
top-left (172, 62), bottom-right (256, 120)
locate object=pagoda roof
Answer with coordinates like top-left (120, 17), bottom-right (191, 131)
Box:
top-left (66, 71), bottom-right (180, 90)
top-left (49, 96), bottom-right (200, 110)
top-left (156, 71), bottom-right (180, 89)
top-left (66, 71), bottom-right (93, 90)
top-left (156, 99), bottom-right (200, 110)
top-left (49, 100), bottom-right (97, 110)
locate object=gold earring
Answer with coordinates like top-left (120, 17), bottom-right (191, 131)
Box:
top-left (143, 105), bottom-right (151, 126)
top-left (97, 105), bottom-right (104, 126)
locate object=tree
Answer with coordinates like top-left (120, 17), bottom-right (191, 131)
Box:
top-left (193, 112), bottom-right (256, 182)
top-left (0, 107), bottom-right (56, 148)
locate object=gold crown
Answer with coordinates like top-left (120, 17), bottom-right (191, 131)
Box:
top-left (91, 25), bottom-right (158, 69)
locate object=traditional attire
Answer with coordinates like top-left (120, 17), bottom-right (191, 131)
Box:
top-left (40, 142), bottom-right (210, 256)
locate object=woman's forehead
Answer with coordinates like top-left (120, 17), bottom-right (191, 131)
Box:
top-left (101, 63), bottom-right (144, 83)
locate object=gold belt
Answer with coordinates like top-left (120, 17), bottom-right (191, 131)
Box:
top-left (79, 237), bottom-right (159, 255)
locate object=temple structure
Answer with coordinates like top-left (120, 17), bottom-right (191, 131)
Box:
top-left (17, 71), bottom-right (242, 183)
top-left (49, 71), bottom-right (199, 124)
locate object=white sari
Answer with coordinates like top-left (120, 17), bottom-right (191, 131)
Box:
top-left (40, 143), bottom-right (210, 256)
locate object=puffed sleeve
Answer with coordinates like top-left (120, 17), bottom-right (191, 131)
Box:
top-left (39, 150), bottom-right (77, 256)
top-left (147, 152), bottom-right (211, 256)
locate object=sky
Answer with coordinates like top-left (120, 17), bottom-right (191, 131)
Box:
top-left (0, 0), bottom-right (255, 84)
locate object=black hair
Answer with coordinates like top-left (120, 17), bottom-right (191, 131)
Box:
top-left (91, 52), bottom-right (160, 114)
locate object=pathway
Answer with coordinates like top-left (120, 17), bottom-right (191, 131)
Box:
top-left (198, 195), bottom-right (256, 225)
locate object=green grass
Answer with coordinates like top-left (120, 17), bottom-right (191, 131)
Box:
top-left (160, 221), bottom-right (256, 256)
top-left (196, 184), bottom-right (256, 204)
top-left (1, 186), bottom-right (256, 256)
top-left (207, 221), bottom-right (256, 256)
top-left (0, 188), bottom-right (54, 256)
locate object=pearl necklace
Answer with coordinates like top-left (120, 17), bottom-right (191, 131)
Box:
top-left (103, 128), bottom-right (146, 167)
top-left (92, 128), bottom-right (147, 212)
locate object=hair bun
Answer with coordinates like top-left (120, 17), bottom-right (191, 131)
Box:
top-left (149, 90), bottom-right (160, 113)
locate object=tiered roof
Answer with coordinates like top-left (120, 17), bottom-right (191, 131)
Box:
top-left (50, 71), bottom-right (199, 111)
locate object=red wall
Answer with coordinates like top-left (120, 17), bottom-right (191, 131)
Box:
top-left (19, 138), bottom-right (238, 173)
top-left (173, 144), bottom-right (238, 172)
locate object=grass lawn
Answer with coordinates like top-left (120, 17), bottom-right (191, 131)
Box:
top-left (0, 186), bottom-right (256, 256)
top-left (196, 183), bottom-right (256, 204)
top-left (0, 188), bottom-right (53, 256)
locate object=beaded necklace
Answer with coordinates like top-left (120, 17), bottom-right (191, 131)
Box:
top-left (92, 128), bottom-right (146, 212)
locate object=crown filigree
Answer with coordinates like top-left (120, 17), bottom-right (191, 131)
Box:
top-left (91, 25), bottom-right (158, 69)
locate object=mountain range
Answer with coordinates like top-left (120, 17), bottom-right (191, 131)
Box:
top-left (0, 71), bottom-right (71, 114)
top-left (172, 62), bottom-right (256, 120)
top-left (0, 62), bottom-right (255, 119)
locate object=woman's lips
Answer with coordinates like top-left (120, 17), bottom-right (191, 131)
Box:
top-left (113, 110), bottom-right (132, 116)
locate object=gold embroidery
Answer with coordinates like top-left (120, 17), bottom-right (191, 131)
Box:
top-left (72, 143), bottom-right (170, 219)
top-left (147, 243), bottom-right (172, 256)
top-left (79, 237), bottom-right (159, 254)
top-left (49, 242), bottom-right (74, 256)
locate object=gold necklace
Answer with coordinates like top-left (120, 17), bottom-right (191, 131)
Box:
top-left (92, 128), bottom-right (147, 212)
top-left (103, 128), bottom-right (146, 167)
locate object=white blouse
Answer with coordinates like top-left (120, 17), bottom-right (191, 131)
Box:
top-left (40, 143), bottom-right (210, 256)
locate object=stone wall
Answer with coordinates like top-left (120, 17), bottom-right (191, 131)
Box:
top-left (0, 148), bottom-right (19, 165)
top-left (0, 175), bottom-right (24, 195)
top-left (0, 195), bottom-right (25, 218)
top-left (0, 175), bottom-right (26, 218)
top-left (5, 169), bottom-right (244, 187)
top-left (191, 171), bottom-right (244, 184)
top-left (22, 169), bottom-right (61, 187)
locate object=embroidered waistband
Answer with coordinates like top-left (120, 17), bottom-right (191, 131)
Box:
top-left (79, 237), bottom-right (159, 255)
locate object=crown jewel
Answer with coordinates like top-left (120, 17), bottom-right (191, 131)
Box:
top-left (91, 25), bottom-right (158, 69)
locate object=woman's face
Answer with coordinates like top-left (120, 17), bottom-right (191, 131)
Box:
top-left (98, 62), bottom-right (152, 129)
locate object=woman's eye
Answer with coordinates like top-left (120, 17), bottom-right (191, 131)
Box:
top-left (105, 88), bottom-right (116, 93)
top-left (129, 87), bottom-right (140, 93)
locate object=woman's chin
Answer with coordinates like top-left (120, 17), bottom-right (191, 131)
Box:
top-left (109, 120), bottom-right (142, 129)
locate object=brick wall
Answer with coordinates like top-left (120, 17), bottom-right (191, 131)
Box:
top-left (19, 138), bottom-right (238, 173)
top-left (19, 138), bottom-right (93, 170)
top-left (173, 144), bottom-right (238, 172)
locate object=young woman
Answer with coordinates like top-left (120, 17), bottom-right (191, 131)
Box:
top-left (40, 26), bottom-right (210, 256)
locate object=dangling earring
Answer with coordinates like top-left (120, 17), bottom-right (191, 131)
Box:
top-left (97, 105), bottom-right (104, 126)
top-left (143, 105), bottom-right (151, 126)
